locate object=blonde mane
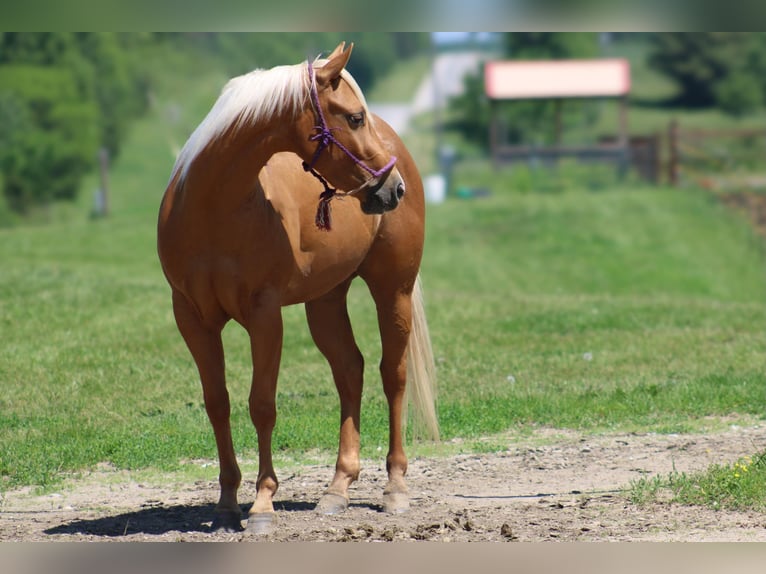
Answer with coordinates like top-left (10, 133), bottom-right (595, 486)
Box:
top-left (170, 58), bottom-right (369, 185)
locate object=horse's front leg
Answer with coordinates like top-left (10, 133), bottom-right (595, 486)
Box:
top-left (372, 288), bottom-right (414, 514)
top-left (244, 291), bottom-right (283, 530)
top-left (305, 279), bottom-right (364, 515)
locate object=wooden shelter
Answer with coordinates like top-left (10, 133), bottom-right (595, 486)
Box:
top-left (484, 58), bottom-right (631, 167)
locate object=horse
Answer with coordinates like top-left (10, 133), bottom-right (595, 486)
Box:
top-left (157, 42), bottom-right (439, 533)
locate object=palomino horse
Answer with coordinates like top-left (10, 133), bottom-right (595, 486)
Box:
top-left (157, 42), bottom-right (438, 532)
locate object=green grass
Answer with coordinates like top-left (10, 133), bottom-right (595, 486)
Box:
top-left (2, 47), bottom-right (766, 492)
top-left (422, 172), bottom-right (766, 436)
top-left (630, 452), bottom-right (766, 510)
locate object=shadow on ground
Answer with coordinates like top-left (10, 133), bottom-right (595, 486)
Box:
top-left (44, 501), bottom-right (299, 537)
top-left (43, 499), bottom-right (384, 537)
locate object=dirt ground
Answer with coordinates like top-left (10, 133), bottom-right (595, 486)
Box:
top-left (2, 421), bottom-right (765, 542)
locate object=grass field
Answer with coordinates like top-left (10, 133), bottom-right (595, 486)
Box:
top-left (2, 44), bottom-right (766, 492)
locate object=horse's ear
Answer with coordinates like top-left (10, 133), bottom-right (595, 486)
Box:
top-left (326, 42), bottom-right (346, 60)
top-left (316, 42), bottom-right (353, 87)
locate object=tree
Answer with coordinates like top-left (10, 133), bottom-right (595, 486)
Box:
top-left (0, 65), bottom-right (99, 212)
top-left (714, 72), bottom-right (763, 117)
top-left (648, 33), bottom-right (765, 112)
top-left (202, 33), bottom-right (425, 92)
top-left (0, 33), bottom-right (149, 214)
top-left (505, 32), bottom-right (599, 60)
top-left (73, 33), bottom-right (149, 158)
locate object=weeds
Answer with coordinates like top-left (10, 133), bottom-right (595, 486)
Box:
top-left (630, 452), bottom-right (766, 511)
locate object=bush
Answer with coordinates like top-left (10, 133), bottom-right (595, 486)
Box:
top-left (0, 33), bottom-right (150, 216)
top-left (714, 72), bottom-right (764, 117)
top-left (0, 65), bottom-right (99, 212)
top-left (648, 33), bottom-right (766, 110)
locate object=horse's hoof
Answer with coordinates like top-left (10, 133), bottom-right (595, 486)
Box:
top-left (246, 512), bottom-right (276, 535)
top-left (211, 510), bottom-right (244, 532)
top-left (383, 491), bottom-right (410, 514)
top-left (315, 493), bottom-right (349, 515)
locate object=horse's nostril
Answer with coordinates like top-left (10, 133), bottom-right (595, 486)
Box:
top-left (396, 182), bottom-right (405, 200)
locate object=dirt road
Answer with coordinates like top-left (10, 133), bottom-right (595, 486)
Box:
top-left (369, 51), bottom-right (488, 134)
top-left (2, 421), bottom-right (765, 542)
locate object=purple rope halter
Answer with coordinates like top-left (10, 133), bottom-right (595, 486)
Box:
top-left (303, 60), bottom-right (397, 231)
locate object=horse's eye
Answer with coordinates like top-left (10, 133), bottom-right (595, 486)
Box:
top-left (347, 112), bottom-right (365, 128)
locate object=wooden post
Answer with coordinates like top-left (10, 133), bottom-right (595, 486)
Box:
top-left (552, 99), bottom-right (562, 165)
top-left (616, 96), bottom-right (629, 179)
top-left (98, 147), bottom-right (110, 216)
top-left (668, 119), bottom-right (679, 187)
top-left (554, 99), bottom-right (562, 146)
top-left (618, 96), bottom-right (628, 147)
top-left (652, 132), bottom-right (661, 185)
top-left (489, 99), bottom-right (498, 169)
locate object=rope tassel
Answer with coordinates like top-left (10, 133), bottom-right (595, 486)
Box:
top-left (315, 189), bottom-right (334, 231)
top-left (303, 160), bottom-right (337, 231)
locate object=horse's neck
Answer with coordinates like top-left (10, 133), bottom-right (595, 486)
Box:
top-left (184, 119), bottom-right (289, 207)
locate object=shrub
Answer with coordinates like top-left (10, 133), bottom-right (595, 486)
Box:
top-left (0, 65), bottom-right (99, 212)
top-left (714, 72), bottom-right (764, 117)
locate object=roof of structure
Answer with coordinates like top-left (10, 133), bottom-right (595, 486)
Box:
top-left (484, 59), bottom-right (631, 100)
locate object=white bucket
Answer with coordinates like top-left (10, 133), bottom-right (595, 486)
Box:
top-left (424, 174), bottom-right (446, 204)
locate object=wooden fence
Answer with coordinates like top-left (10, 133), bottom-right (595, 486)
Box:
top-left (489, 120), bottom-right (766, 189)
top-left (668, 120), bottom-right (766, 189)
top-left (491, 134), bottom-right (661, 185)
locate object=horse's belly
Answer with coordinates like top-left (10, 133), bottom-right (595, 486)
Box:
top-left (280, 248), bottom-right (367, 305)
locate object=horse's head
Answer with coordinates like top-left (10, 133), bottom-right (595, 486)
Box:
top-left (295, 43), bottom-right (405, 220)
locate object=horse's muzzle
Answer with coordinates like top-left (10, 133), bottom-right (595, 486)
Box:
top-left (361, 169), bottom-right (405, 215)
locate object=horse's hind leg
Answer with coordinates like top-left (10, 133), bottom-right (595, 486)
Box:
top-left (172, 290), bottom-right (242, 532)
top-left (305, 279), bottom-right (364, 515)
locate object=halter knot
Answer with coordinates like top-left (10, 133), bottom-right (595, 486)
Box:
top-left (305, 124), bottom-right (342, 175)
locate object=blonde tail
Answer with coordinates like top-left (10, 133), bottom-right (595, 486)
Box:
top-left (405, 274), bottom-right (440, 441)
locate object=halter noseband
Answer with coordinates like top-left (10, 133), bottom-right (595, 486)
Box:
top-left (303, 59), bottom-right (397, 231)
